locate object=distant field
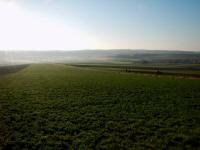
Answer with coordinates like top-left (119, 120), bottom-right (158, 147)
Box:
top-left (0, 64), bottom-right (200, 149)
top-left (0, 64), bottom-right (29, 76)
top-left (71, 64), bottom-right (200, 78)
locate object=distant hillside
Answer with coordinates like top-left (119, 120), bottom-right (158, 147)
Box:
top-left (0, 50), bottom-right (200, 65)
top-left (113, 50), bottom-right (200, 64)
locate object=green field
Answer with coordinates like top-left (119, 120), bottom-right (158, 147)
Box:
top-left (0, 64), bottom-right (200, 149)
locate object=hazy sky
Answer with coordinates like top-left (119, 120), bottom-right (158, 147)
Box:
top-left (0, 0), bottom-right (199, 50)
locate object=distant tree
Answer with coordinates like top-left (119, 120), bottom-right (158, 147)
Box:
top-left (156, 70), bottom-right (162, 75)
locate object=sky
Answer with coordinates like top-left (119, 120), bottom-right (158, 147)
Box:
top-left (0, 0), bottom-right (199, 51)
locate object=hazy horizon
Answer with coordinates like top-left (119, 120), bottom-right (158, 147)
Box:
top-left (0, 49), bottom-right (200, 52)
top-left (0, 0), bottom-right (200, 51)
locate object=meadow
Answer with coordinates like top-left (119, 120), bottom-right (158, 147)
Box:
top-left (0, 64), bottom-right (200, 149)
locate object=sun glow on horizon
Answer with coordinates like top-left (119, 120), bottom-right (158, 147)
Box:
top-left (0, 0), bottom-right (100, 50)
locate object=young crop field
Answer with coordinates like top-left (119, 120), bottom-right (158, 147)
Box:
top-left (0, 64), bottom-right (200, 149)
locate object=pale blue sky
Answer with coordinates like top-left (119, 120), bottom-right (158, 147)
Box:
top-left (0, 0), bottom-right (199, 50)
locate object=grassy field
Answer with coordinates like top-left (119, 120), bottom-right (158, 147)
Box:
top-left (0, 64), bottom-right (200, 149)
